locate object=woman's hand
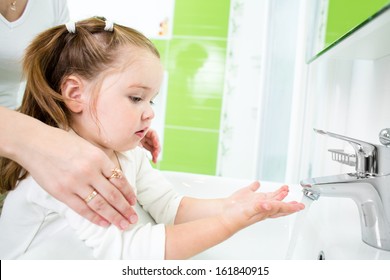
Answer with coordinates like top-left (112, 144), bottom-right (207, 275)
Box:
top-left (0, 108), bottom-right (138, 230)
top-left (32, 129), bottom-right (139, 230)
top-left (140, 129), bottom-right (161, 163)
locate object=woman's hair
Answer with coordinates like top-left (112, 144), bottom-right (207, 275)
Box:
top-left (0, 17), bottom-right (160, 193)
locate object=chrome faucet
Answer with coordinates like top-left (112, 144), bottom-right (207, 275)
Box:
top-left (301, 128), bottom-right (390, 251)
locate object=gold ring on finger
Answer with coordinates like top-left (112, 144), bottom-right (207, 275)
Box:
top-left (84, 190), bottom-right (98, 203)
top-left (109, 167), bottom-right (122, 179)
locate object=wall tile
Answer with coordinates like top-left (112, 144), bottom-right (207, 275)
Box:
top-left (165, 38), bottom-right (226, 129)
top-left (151, 40), bottom-right (169, 64)
top-left (152, 0), bottom-right (230, 174)
top-left (158, 127), bottom-right (219, 174)
top-left (173, 0), bottom-right (230, 37)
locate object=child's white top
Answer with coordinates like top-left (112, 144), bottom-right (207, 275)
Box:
top-left (0, 147), bottom-right (183, 259)
top-left (0, 0), bottom-right (69, 109)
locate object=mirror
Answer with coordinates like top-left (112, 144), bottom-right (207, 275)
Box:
top-left (308, 0), bottom-right (390, 61)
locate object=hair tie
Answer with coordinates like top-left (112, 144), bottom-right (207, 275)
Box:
top-left (65, 21), bottom-right (76, 33)
top-left (104, 20), bottom-right (114, 32)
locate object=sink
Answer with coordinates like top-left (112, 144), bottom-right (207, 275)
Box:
top-left (163, 171), bottom-right (390, 260)
top-left (289, 197), bottom-right (390, 260)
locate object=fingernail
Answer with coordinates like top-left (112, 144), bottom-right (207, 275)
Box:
top-left (120, 219), bottom-right (130, 230)
top-left (99, 220), bottom-right (110, 227)
top-left (130, 197), bottom-right (137, 206)
top-left (129, 214), bottom-right (138, 224)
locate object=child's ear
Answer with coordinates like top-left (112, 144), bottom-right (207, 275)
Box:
top-left (61, 75), bottom-right (86, 113)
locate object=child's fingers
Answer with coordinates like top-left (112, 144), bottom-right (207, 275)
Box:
top-left (141, 141), bottom-right (152, 151)
top-left (265, 185), bottom-right (289, 201)
top-left (255, 200), bottom-right (305, 217)
top-left (249, 181), bottom-right (260, 192)
top-left (268, 202), bottom-right (304, 218)
top-left (272, 190), bottom-right (289, 201)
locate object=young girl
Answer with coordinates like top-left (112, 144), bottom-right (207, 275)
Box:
top-left (0, 17), bottom-right (304, 259)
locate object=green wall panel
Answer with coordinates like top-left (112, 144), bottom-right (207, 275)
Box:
top-left (151, 39), bottom-right (169, 65)
top-left (173, 0), bottom-right (230, 37)
top-left (165, 38), bottom-right (226, 129)
top-left (152, 0), bottom-right (230, 175)
top-left (158, 127), bottom-right (219, 174)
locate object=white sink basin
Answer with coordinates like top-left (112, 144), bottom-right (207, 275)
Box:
top-left (163, 171), bottom-right (390, 260)
top-left (289, 197), bottom-right (390, 260)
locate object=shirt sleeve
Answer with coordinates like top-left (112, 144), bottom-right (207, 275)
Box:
top-left (65, 212), bottom-right (167, 260)
top-left (28, 184), bottom-right (168, 260)
top-left (132, 148), bottom-right (183, 224)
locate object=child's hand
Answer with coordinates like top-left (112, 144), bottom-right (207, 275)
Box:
top-left (219, 182), bottom-right (305, 234)
top-left (140, 129), bottom-right (161, 163)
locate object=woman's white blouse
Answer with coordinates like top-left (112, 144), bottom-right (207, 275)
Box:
top-left (0, 0), bottom-right (69, 109)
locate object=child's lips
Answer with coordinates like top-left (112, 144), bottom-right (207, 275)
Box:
top-left (135, 127), bottom-right (149, 138)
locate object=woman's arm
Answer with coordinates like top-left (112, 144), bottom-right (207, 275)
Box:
top-left (0, 106), bottom-right (137, 229)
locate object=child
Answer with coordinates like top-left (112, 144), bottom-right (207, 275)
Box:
top-left (0, 17), bottom-right (304, 260)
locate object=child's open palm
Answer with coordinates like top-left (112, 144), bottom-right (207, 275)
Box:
top-left (220, 182), bottom-right (305, 234)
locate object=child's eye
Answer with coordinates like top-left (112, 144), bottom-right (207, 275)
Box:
top-left (129, 96), bottom-right (142, 103)
top-left (150, 100), bottom-right (155, 106)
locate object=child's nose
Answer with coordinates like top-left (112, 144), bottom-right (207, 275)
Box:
top-left (142, 104), bottom-right (155, 120)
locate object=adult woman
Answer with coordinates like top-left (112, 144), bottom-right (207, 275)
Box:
top-left (0, 0), bottom-right (160, 228)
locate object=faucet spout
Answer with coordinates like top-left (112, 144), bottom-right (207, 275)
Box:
top-left (301, 173), bottom-right (370, 199)
top-left (302, 188), bottom-right (320, 201)
top-left (301, 173), bottom-right (390, 251)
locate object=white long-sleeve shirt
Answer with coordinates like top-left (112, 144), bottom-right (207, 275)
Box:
top-left (0, 147), bottom-right (183, 259)
top-left (0, 0), bottom-right (69, 109)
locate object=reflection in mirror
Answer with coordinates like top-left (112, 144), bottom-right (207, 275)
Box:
top-left (307, 0), bottom-right (390, 61)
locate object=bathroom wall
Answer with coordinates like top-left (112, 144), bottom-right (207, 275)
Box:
top-left (218, 0), bottom-right (303, 181)
top-left (216, 0), bottom-right (268, 179)
top-left (291, 5), bottom-right (390, 182)
top-left (296, 57), bottom-right (390, 180)
top-left (285, 1), bottom-right (390, 183)
top-left (158, 0), bottom-right (390, 180)
top-left (153, 0), bottom-right (230, 175)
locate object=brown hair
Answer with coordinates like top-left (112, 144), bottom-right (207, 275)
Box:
top-left (0, 17), bottom-right (160, 193)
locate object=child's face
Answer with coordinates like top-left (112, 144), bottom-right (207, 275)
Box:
top-left (73, 48), bottom-right (164, 153)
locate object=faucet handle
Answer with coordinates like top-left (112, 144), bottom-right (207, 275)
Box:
top-left (379, 128), bottom-right (390, 147)
top-left (314, 129), bottom-right (377, 176)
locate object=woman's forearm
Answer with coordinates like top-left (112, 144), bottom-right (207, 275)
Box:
top-left (0, 106), bottom-right (46, 162)
top-left (0, 106), bottom-right (73, 175)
